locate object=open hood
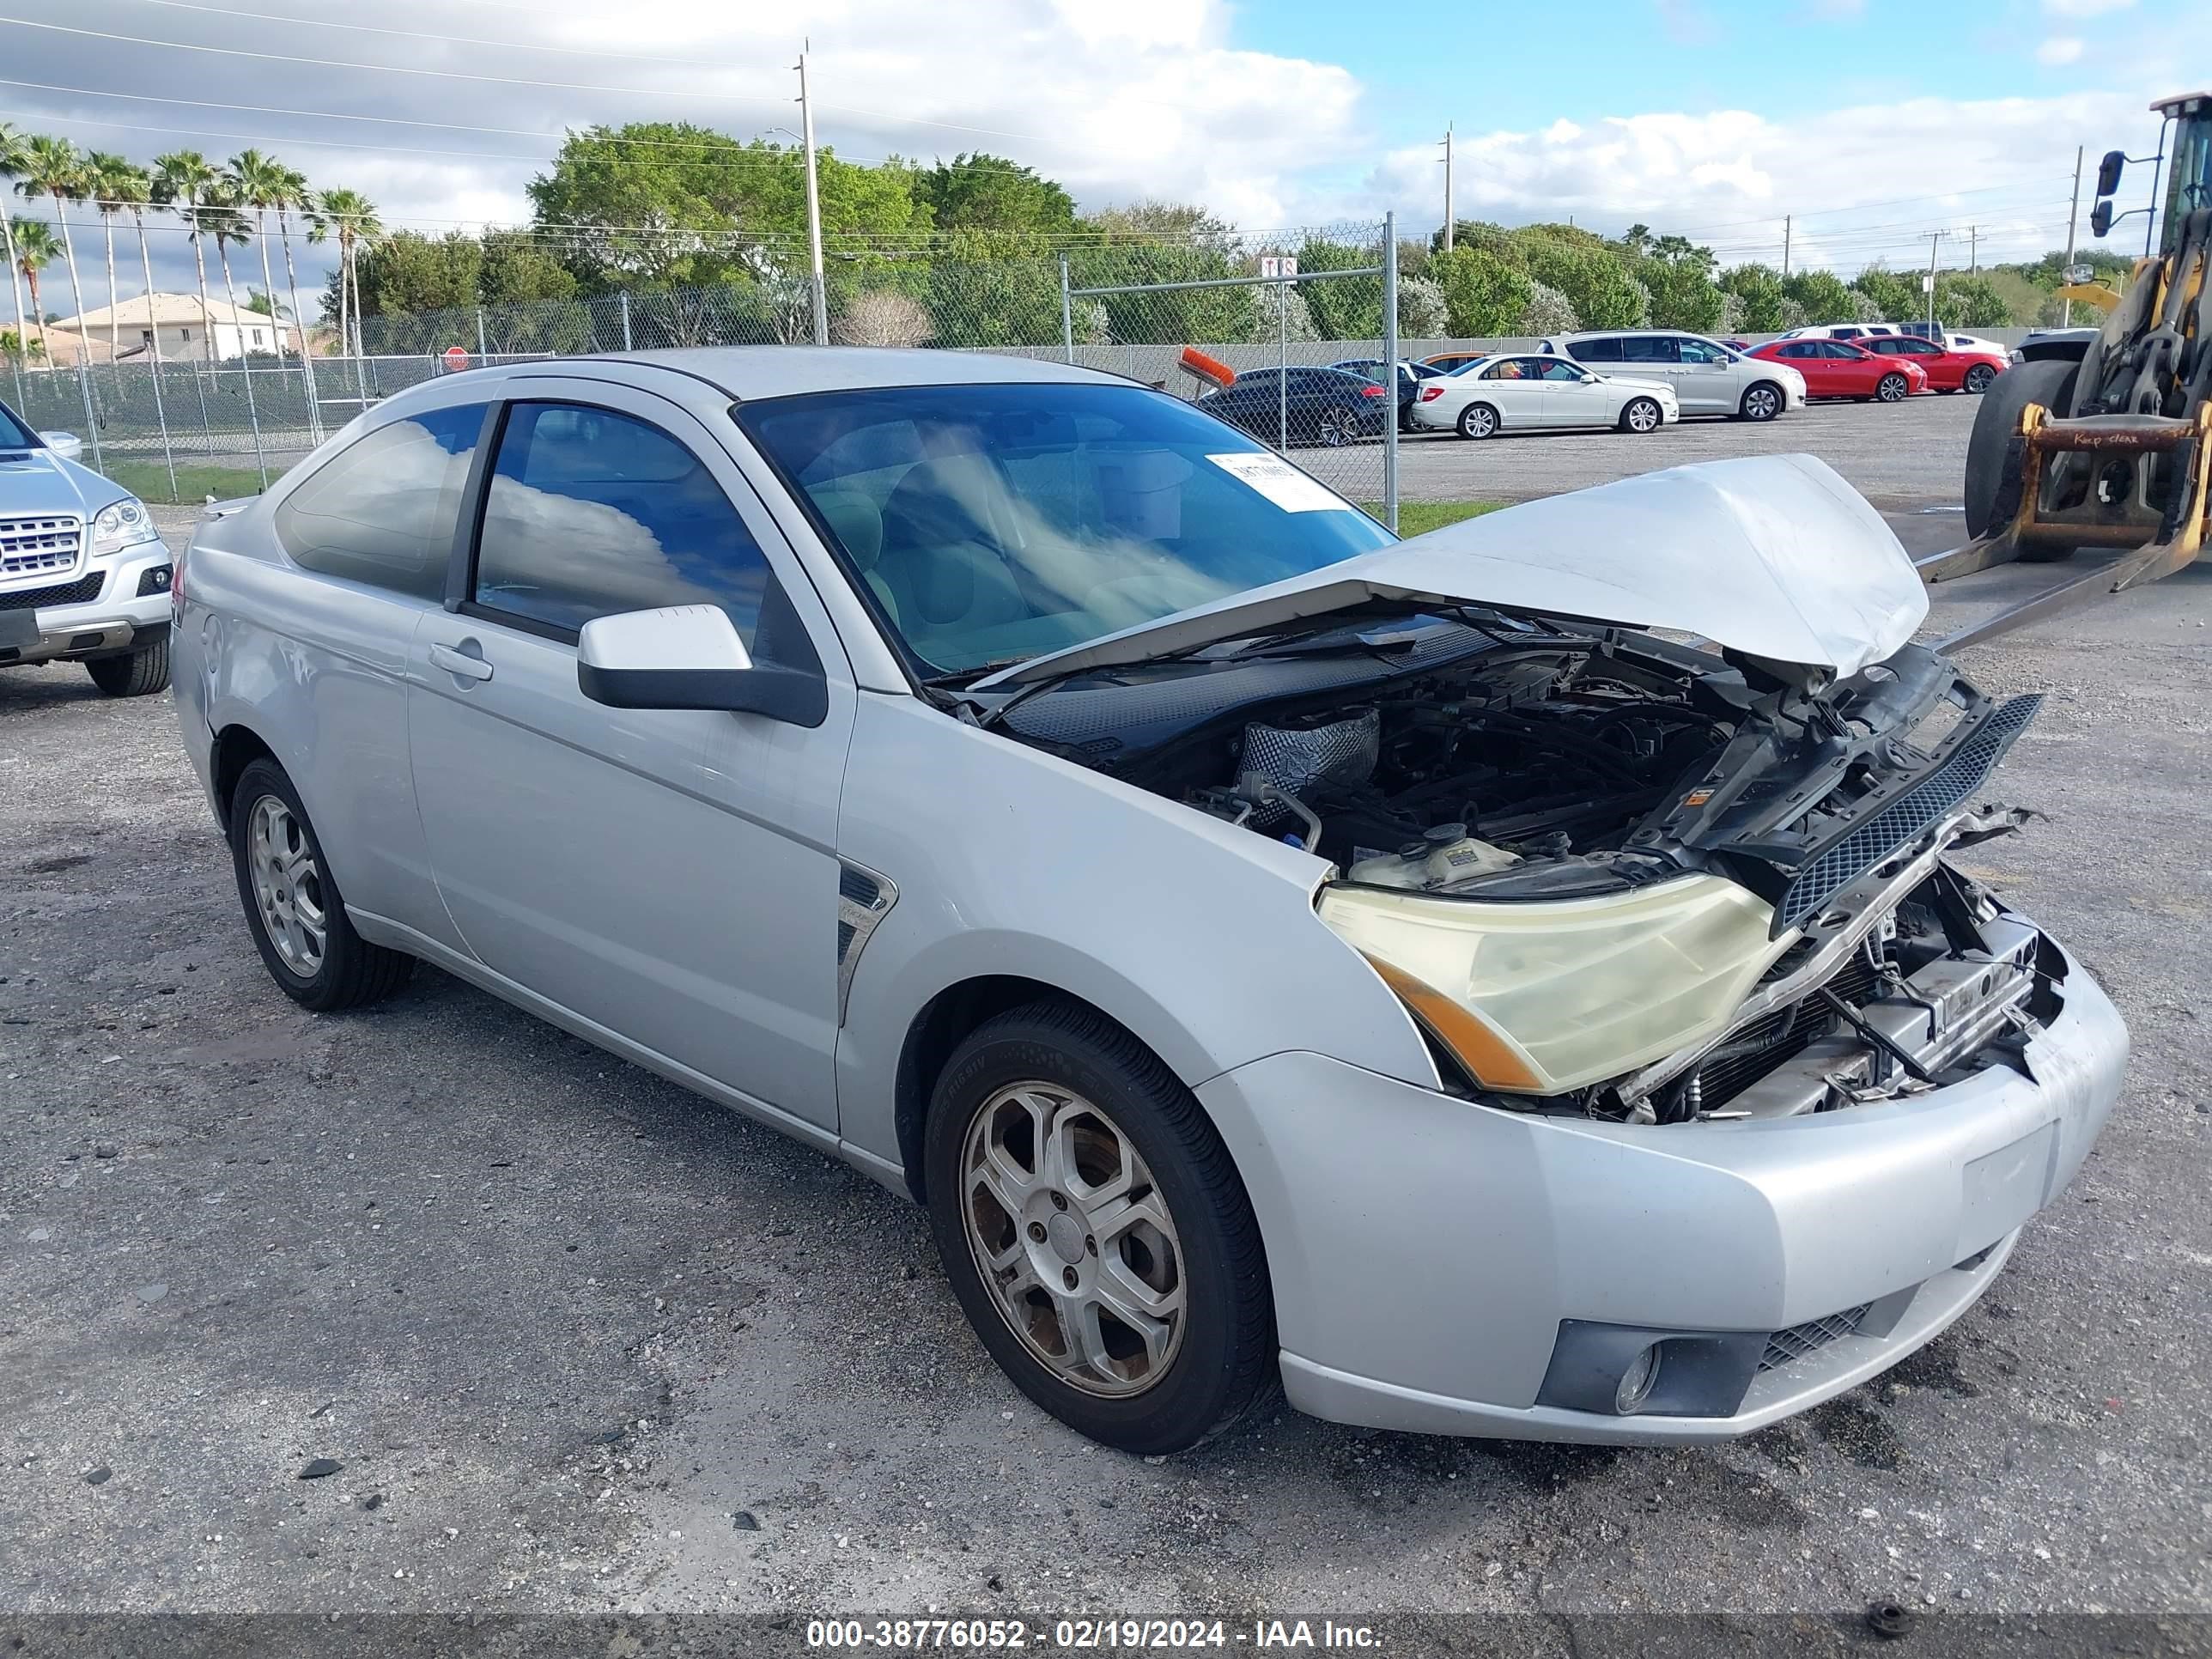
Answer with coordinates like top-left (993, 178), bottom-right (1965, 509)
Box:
top-left (982, 453), bottom-right (1929, 689)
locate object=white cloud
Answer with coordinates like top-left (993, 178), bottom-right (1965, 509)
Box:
top-left (2043, 0), bottom-right (2132, 15)
top-left (2037, 35), bottom-right (2087, 64)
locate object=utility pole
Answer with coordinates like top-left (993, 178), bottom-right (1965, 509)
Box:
top-left (1440, 126), bottom-right (1455, 252)
top-left (2062, 144), bottom-right (2084, 326)
top-left (794, 42), bottom-right (829, 347)
top-left (1923, 229), bottom-right (1946, 329)
top-left (1782, 215), bottom-right (1791, 278)
top-left (1968, 224), bottom-right (1978, 273)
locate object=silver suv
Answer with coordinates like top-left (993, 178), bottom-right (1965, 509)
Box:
top-left (1, 398), bottom-right (174, 695)
top-left (1535, 331), bottom-right (1807, 421)
top-left (173, 349), bottom-right (2124, 1455)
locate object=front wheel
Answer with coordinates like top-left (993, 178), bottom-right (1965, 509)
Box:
top-left (1876, 372), bottom-right (1911, 403)
top-left (84, 628), bottom-right (170, 697)
top-left (1456, 402), bottom-right (1498, 440)
top-left (1965, 356), bottom-right (2077, 538)
top-left (1738, 382), bottom-right (1782, 422)
top-left (924, 1000), bottom-right (1275, 1455)
top-left (1316, 405), bottom-right (1361, 448)
top-left (1619, 396), bottom-right (1663, 434)
top-left (1964, 362), bottom-right (1996, 394)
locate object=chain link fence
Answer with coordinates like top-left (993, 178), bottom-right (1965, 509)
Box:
top-left (3, 221), bottom-right (1419, 525)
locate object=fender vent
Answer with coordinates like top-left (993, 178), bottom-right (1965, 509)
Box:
top-left (836, 862), bottom-right (896, 1024)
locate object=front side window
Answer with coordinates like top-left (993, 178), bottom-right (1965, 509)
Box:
top-left (1480, 359), bottom-right (1533, 380)
top-left (738, 382), bottom-right (1394, 677)
top-left (274, 401), bottom-right (485, 599)
top-left (471, 403), bottom-right (776, 644)
top-left (0, 401), bottom-right (36, 448)
top-left (1677, 337), bottom-right (1729, 364)
top-left (1619, 336), bottom-right (1680, 363)
top-left (1534, 358), bottom-right (1586, 382)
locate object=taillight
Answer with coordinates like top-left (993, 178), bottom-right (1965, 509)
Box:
top-left (1360, 384), bottom-right (1386, 398)
top-left (1419, 386), bottom-right (1444, 401)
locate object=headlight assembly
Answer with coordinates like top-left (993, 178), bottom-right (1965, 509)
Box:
top-left (1319, 875), bottom-right (1794, 1095)
top-left (89, 498), bottom-right (159, 557)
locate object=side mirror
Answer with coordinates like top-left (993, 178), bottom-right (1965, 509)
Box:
top-left (576, 605), bottom-right (826, 726)
top-left (37, 430), bottom-right (82, 461)
top-left (2095, 149), bottom-right (2125, 197)
top-left (1581, 372), bottom-right (1601, 384)
top-left (2089, 198), bottom-right (2115, 238)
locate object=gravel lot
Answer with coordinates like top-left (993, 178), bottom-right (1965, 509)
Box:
top-left (2, 399), bottom-right (2208, 1643)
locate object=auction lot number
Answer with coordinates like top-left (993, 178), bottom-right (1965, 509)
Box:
top-left (806, 1620), bottom-right (1231, 1649)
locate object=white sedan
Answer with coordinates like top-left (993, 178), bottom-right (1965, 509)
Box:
top-left (1410, 354), bottom-right (1680, 439)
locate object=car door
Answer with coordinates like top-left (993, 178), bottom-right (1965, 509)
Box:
top-left (1473, 356), bottom-right (1551, 427)
top-left (1771, 342), bottom-right (1831, 397)
top-left (407, 380), bottom-right (854, 1132)
top-left (1530, 356), bottom-right (1615, 426)
top-left (1672, 336), bottom-right (1736, 414)
top-left (1825, 341), bottom-right (1881, 395)
top-left (1613, 334), bottom-right (1683, 406)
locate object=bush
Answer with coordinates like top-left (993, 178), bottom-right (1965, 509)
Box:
top-left (1396, 275), bottom-right (1448, 337)
top-left (1776, 298), bottom-right (1808, 331)
top-left (1717, 291), bottom-right (1746, 334)
top-left (1518, 280), bottom-right (1581, 335)
top-left (833, 289), bottom-right (933, 346)
top-left (1639, 258), bottom-right (1724, 332)
top-left (1521, 234), bottom-right (1645, 330)
top-left (1781, 270), bottom-right (1853, 324)
top-left (1719, 262), bottom-right (1788, 332)
top-left (1845, 288), bottom-right (1888, 323)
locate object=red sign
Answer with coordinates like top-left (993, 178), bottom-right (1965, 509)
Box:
top-left (442, 345), bottom-right (471, 370)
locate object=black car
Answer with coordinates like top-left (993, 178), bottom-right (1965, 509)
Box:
top-left (1197, 366), bottom-right (1393, 447)
top-left (1331, 359), bottom-right (1447, 430)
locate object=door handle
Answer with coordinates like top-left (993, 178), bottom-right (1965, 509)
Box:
top-left (428, 641), bottom-right (495, 683)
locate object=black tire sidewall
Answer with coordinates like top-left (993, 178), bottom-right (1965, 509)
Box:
top-left (228, 760), bottom-right (358, 1008)
top-left (1741, 383), bottom-right (1780, 422)
top-left (1964, 358), bottom-right (2077, 537)
top-left (923, 1009), bottom-right (1270, 1455)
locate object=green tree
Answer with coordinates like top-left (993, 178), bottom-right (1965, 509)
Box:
top-left (85, 151), bottom-right (141, 362)
top-left (12, 135), bottom-right (90, 342)
top-left (1638, 256), bottom-right (1723, 331)
top-left (306, 186), bottom-right (381, 355)
top-left (1719, 262), bottom-right (1788, 331)
top-left (0, 123), bottom-right (33, 360)
top-left (916, 153), bottom-right (1072, 235)
top-left (1850, 263), bottom-right (1918, 322)
top-left (152, 151), bottom-right (223, 366)
top-left (1781, 269), bottom-right (1854, 324)
top-left (1434, 246), bottom-right (1532, 336)
top-left (7, 216), bottom-right (59, 364)
top-left (1519, 231), bottom-right (1644, 328)
top-left (352, 229), bottom-right (481, 320)
top-left (1293, 235), bottom-right (1384, 339)
top-left (1935, 273), bottom-right (2011, 329)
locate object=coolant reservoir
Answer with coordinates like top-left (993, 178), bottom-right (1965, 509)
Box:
top-left (1348, 823), bottom-right (1522, 892)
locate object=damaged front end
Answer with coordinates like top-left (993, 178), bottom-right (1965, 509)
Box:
top-left (1003, 610), bottom-right (2057, 1126)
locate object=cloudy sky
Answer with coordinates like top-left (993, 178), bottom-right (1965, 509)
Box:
top-left (2, 0), bottom-right (2203, 305)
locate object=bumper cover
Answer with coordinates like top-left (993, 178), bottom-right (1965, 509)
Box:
top-left (1196, 930), bottom-right (2126, 1444)
top-left (0, 543), bottom-right (173, 665)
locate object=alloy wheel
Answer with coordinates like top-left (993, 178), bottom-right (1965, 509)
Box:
top-left (1459, 404), bottom-right (1497, 439)
top-left (1626, 398), bottom-right (1661, 433)
top-left (1878, 374), bottom-right (1909, 403)
top-left (959, 1081), bottom-right (1187, 1398)
top-left (1744, 386), bottom-right (1779, 421)
top-left (1966, 364), bottom-right (1995, 393)
top-left (1319, 407), bottom-right (1358, 447)
top-left (246, 793), bottom-right (326, 977)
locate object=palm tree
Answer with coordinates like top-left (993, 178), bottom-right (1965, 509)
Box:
top-left (151, 150), bottom-right (221, 368)
top-left (227, 150), bottom-right (288, 355)
top-left (200, 190), bottom-right (254, 351)
top-left (0, 124), bottom-right (35, 377)
top-left (87, 151), bottom-right (138, 361)
top-left (102, 160), bottom-right (157, 353)
top-left (9, 216), bottom-right (61, 367)
top-left (310, 186), bottom-right (381, 356)
top-left (12, 136), bottom-right (90, 346)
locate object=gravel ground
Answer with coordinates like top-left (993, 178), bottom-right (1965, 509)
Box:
top-left (1, 413), bottom-right (2208, 1640)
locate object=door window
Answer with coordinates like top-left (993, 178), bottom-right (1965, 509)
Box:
top-left (1480, 358), bottom-right (1534, 380)
top-left (1567, 337), bottom-right (1623, 362)
top-left (1618, 336), bottom-right (1680, 363)
top-left (1775, 343), bottom-right (1815, 360)
top-left (274, 402), bottom-right (486, 599)
top-left (1533, 358), bottom-right (1587, 381)
top-left (1677, 338), bottom-right (1731, 364)
top-left (471, 402), bottom-right (781, 647)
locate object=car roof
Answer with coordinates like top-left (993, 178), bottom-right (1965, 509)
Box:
top-left (463, 346), bottom-right (1130, 402)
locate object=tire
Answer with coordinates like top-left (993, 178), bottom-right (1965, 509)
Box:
top-left (1964, 357), bottom-right (2077, 539)
top-left (228, 758), bottom-right (416, 1012)
top-left (1317, 405), bottom-right (1360, 448)
top-left (1964, 362), bottom-right (1996, 394)
top-left (1619, 396), bottom-right (1663, 434)
top-left (923, 999), bottom-right (1275, 1456)
top-left (84, 628), bottom-right (170, 697)
top-left (1456, 402), bottom-right (1499, 440)
top-left (1738, 382), bottom-right (1783, 422)
top-left (1876, 372), bottom-right (1911, 404)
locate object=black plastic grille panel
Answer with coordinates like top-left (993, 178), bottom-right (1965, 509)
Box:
top-left (1774, 694), bottom-right (2041, 934)
top-left (1759, 1303), bottom-right (1873, 1373)
top-left (0, 569), bottom-right (106, 612)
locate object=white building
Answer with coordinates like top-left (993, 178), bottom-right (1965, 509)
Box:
top-left (47, 293), bottom-right (302, 362)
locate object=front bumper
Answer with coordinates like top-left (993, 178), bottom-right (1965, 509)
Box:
top-left (0, 542), bottom-right (173, 666)
top-left (1195, 929), bottom-right (2125, 1444)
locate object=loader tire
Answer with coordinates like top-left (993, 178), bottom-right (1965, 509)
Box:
top-left (1966, 359), bottom-right (2076, 542)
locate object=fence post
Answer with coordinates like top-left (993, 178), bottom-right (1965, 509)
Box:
top-left (1382, 210), bottom-right (1399, 534)
top-left (620, 291), bottom-right (634, 352)
top-left (1059, 257), bottom-right (1075, 365)
top-left (476, 305), bottom-right (489, 360)
top-left (1277, 278), bottom-right (1289, 452)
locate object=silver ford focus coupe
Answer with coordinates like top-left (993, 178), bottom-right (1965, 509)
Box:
top-left (172, 349), bottom-right (2126, 1456)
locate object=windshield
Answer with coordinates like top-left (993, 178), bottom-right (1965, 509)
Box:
top-left (0, 402), bottom-right (40, 449)
top-left (738, 382), bottom-right (1395, 675)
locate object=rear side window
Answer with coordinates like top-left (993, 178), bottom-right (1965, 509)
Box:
top-left (1619, 336), bottom-right (1679, 363)
top-left (1567, 337), bottom-right (1622, 363)
top-left (275, 403), bottom-right (485, 599)
top-left (1678, 338), bottom-right (1730, 364)
top-left (471, 403), bottom-right (775, 644)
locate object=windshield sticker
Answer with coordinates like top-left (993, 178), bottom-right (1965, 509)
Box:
top-left (1206, 453), bottom-right (1353, 514)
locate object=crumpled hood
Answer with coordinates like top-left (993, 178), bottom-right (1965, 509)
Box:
top-left (0, 445), bottom-right (126, 519)
top-left (986, 453), bottom-right (1928, 688)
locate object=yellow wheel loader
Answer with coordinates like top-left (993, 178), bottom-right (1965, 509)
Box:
top-left (1924, 90), bottom-right (2211, 647)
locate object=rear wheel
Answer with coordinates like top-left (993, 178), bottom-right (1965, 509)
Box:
top-left (1738, 382), bottom-right (1782, 422)
top-left (84, 628), bottom-right (169, 697)
top-left (1316, 405), bottom-right (1361, 448)
top-left (1619, 396), bottom-right (1663, 434)
top-left (1964, 357), bottom-right (2078, 541)
top-left (1876, 372), bottom-right (1910, 403)
top-left (924, 1000), bottom-right (1275, 1455)
top-left (1456, 402), bottom-right (1498, 440)
top-left (228, 758), bottom-right (416, 1011)
top-left (1964, 362), bottom-right (1996, 394)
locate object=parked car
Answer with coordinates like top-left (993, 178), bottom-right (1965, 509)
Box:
top-left (1855, 332), bottom-right (2008, 393)
top-left (1421, 349), bottom-right (1494, 374)
top-left (1780, 324), bottom-right (1906, 343)
top-left (2011, 326), bottom-right (2099, 365)
top-left (1535, 331), bottom-right (1807, 422)
top-left (1331, 358), bottom-right (1448, 430)
top-left (0, 396), bottom-right (175, 696)
top-left (1413, 353), bottom-right (1679, 438)
top-left (1196, 366), bottom-right (1391, 447)
top-left (1743, 339), bottom-right (1929, 402)
top-left (173, 349), bottom-right (2125, 1455)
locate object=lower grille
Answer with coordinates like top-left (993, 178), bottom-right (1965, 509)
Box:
top-left (1759, 1303), bottom-right (1873, 1373)
top-left (0, 569), bottom-right (106, 612)
top-left (0, 514), bottom-right (85, 581)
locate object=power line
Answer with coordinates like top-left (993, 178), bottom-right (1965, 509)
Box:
top-left (127, 0), bottom-right (769, 68)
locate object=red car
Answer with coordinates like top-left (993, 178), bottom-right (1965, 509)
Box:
top-left (1852, 332), bottom-right (2008, 394)
top-left (1745, 339), bottom-right (1929, 403)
